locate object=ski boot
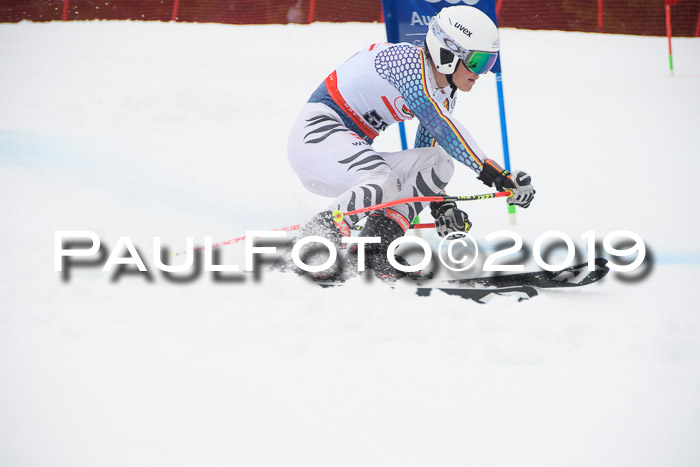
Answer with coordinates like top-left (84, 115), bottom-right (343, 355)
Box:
top-left (281, 210), bottom-right (351, 280)
top-left (350, 209), bottom-right (430, 282)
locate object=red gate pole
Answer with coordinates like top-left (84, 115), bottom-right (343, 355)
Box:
top-left (597, 0), bottom-right (604, 33)
top-left (307, 0), bottom-right (316, 24)
top-left (695, 7), bottom-right (700, 37)
top-left (62, 0), bottom-right (70, 21)
top-left (665, 1), bottom-right (674, 77)
top-left (171, 0), bottom-right (180, 22)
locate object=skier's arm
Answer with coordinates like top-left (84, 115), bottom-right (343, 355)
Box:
top-left (376, 44), bottom-right (535, 209)
top-left (414, 123), bottom-right (436, 149)
top-left (375, 44), bottom-right (486, 174)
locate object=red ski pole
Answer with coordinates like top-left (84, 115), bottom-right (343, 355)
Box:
top-left (171, 224), bottom-right (302, 257)
top-left (174, 191), bottom-right (511, 256)
top-left (332, 190), bottom-right (512, 221)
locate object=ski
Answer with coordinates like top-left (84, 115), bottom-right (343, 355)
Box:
top-left (317, 281), bottom-right (538, 303)
top-left (416, 285), bottom-right (538, 303)
top-left (440, 257), bottom-right (609, 289)
top-left (313, 258), bottom-right (609, 302)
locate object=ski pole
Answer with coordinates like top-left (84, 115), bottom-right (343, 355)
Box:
top-left (173, 222), bottom-right (437, 256)
top-left (173, 191), bottom-right (509, 256)
top-left (333, 190), bottom-right (512, 221)
top-left (171, 224), bottom-right (302, 257)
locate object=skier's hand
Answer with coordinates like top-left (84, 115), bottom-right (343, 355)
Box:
top-left (478, 159), bottom-right (535, 208)
top-left (430, 201), bottom-right (472, 238)
top-left (507, 170), bottom-right (536, 208)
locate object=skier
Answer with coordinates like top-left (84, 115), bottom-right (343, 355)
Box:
top-left (287, 5), bottom-right (535, 278)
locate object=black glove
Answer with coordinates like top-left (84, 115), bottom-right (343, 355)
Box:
top-left (477, 159), bottom-right (535, 208)
top-left (430, 201), bottom-right (472, 238)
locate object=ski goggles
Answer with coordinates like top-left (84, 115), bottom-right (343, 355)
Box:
top-left (460, 50), bottom-right (498, 74)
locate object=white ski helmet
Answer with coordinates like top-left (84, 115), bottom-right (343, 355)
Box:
top-left (425, 5), bottom-right (500, 75)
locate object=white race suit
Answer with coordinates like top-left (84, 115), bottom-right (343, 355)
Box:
top-left (287, 42), bottom-right (489, 228)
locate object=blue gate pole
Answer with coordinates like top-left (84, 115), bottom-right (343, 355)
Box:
top-left (398, 121), bottom-right (408, 150)
top-left (398, 121), bottom-right (419, 225)
top-left (495, 71), bottom-right (516, 222)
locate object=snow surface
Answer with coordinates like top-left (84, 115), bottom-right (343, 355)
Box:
top-left (1, 20), bottom-right (700, 467)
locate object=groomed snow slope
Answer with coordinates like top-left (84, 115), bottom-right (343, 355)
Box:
top-left (1, 20), bottom-right (699, 467)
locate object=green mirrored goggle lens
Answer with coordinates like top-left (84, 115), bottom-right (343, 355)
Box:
top-left (462, 51), bottom-right (498, 74)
